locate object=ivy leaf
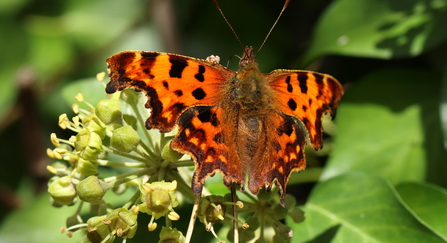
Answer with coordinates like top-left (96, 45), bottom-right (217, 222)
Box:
top-left (288, 173), bottom-right (445, 242)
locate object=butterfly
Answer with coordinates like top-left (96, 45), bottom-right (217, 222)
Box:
top-left (105, 46), bottom-right (343, 206)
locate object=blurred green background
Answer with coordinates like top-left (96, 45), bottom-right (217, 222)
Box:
top-left (1, 0), bottom-right (447, 242)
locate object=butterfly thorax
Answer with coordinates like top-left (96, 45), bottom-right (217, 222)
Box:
top-left (231, 46), bottom-right (275, 116)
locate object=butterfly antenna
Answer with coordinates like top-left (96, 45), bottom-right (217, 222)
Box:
top-left (213, 0), bottom-right (244, 49)
top-left (256, 0), bottom-right (290, 56)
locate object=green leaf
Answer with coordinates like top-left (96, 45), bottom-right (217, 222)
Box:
top-left (302, 0), bottom-right (447, 65)
top-left (321, 69), bottom-right (447, 186)
top-left (396, 182), bottom-right (447, 239)
top-left (289, 173), bottom-right (445, 242)
top-left (0, 192), bottom-right (84, 243)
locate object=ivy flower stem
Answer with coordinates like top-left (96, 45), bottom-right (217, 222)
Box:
top-left (165, 217), bottom-right (172, 228)
top-left (95, 159), bottom-right (147, 168)
top-left (57, 138), bottom-right (74, 146)
top-left (134, 145), bottom-right (159, 165)
top-left (129, 100), bottom-right (156, 152)
top-left (170, 160), bottom-right (195, 168)
top-left (137, 141), bottom-right (157, 160)
top-left (104, 167), bottom-right (155, 186)
top-left (102, 146), bottom-right (148, 164)
top-left (122, 189), bottom-right (142, 210)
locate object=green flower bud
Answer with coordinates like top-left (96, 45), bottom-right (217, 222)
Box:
top-left (120, 89), bottom-right (141, 106)
top-left (74, 158), bottom-right (98, 178)
top-left (123, 114), bottom-right (137, 129)
top-left (257, 189), bottom-right (271, 202)
top-left (161, 140), bottom-right (183, 162)
top-left (86, 215), bottom-right (115, 243)
top-left (105, 208), bottom-right (138, 239)
top-left (287, 207), bottom-right (305, 223)
top-left (48, 176), bottom-right (77, 205)
top-left (76, 176), bottom-right (111, 204)
top-left (82, 132), bottom-right (104, 160)
top-left (138, 181), bottom-right (178, 219)
top-left (198, 195), bottom-right (226, 225)
top-left (66, 213), bottom-right (83, 229)
top-left (227, 225), bottom-right (253, 243)
top-left (74, 129), bottom-right (90, 151)
top-left (254, 237), bottom-right (268, 243)
top-left (49, 197), bottom-right (63, 208)
top-left (158, 227), bottom-right (185, 243)
top-left (274, 224), bottom-right (292, 241)
top-left (95, 99), bottom-right (123, 125)
top-left (75, 129), bottom-right (104, 160)
top-left (205, 202), bottom-right (225, 224)
top-left (87, 119), bottom-right (106, 139)
top-left (239, 226), bottom-right (255, 242)
top-left (245, 216), bottom-right (260, 231)
top-left (110, 125), bottom-right (140, 153)
top-left (284, 194), bottom-right (297, 210)
top-left (273, 203), bottom-right (288, 220)
top-left (226, 227), bottom-right (235, 242)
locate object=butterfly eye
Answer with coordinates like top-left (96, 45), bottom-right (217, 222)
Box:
top-left (239, 59), bottom-right (249, 67)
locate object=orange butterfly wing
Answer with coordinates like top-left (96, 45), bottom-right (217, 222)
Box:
top-left (268, 70), bottom-right (344, 149)
top-left (106, 51), bottom-right (245, 196)
top-left (245, 111), bottom-right (307, 202)
top-left (106, 51), bottom-right (234, 132)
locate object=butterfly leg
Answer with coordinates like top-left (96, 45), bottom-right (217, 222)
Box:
top-left (184, 193), bottom-right (201, 243)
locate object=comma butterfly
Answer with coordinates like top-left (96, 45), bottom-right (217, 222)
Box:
top-left (105, 1), bottom-right (343, 207)
top-left (105, 45), bottom-right (343, 206)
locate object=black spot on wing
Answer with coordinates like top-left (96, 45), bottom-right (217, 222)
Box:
top-left (139, 53), bottom-right (158, 77)
top-left (287, 98), bottom-right (297, 111)
top-left (194, 65), bottom-right (206, 82)
top-left (192, 88), bottom-right (206, 100)
top-left (141, 52), bottom-right (159, 59)
top-left (277, 115), bottom-right (294, 137)
top-left (174, 90), bottom-right (183, 97)
top-left (197, 107), bottom-right (219, 127)
top-left (213, 133), bottom-right (223, 143)
top-left (298, 73), bottom-right (308, 94)
top-left (314, 73), bottom-right (324, 84)
top-left (169, 56), bottom-right (188, 78)
top-left (285, 76), bottom-right (293, 93)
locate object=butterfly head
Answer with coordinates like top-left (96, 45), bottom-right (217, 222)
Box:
top-left (239, 46), bottom-right (257, 68)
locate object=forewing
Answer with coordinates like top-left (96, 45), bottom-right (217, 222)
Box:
top-left (268, 70), bottom-right (343, 149)
top-left (106, 51), bottom-right (234, 132)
